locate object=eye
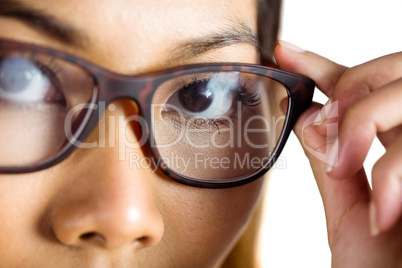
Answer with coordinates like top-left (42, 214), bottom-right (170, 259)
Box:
top-left (0, 56), bottom-right (63, 103)
top-left (177, 79), bottom-right (214, 112)
top-left (164, 72), bottom-right (240, 118)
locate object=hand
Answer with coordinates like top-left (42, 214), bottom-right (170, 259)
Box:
top-left (274, 41), bottom-right (402, 267)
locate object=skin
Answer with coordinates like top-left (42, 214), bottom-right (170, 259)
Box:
top-left (0, 0), bottom-right (265, 267)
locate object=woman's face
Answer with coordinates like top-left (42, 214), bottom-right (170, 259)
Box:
top-left (0, 0), bottom-right (265, 266)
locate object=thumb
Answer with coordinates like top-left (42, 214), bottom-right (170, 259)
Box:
top-left (293, 101), bottom-right (370, 237)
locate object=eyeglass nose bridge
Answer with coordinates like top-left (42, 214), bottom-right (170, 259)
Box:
top-left (72, 74), bottom-right (158, 148)
top-left (97, 74), bottom-right (155, 108)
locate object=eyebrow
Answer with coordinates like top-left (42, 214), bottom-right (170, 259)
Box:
top-left (0, 0), bottom-right (260, 62)
top-left (169, 22), bottom-right (261, 61)
top-left (0, 0), bottom-right (88, 48)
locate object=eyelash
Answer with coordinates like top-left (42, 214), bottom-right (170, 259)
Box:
top-left (31, 54), bottom-right (67, 104)
top-left (237, 82), bottom-right (262, 107)
top-left (182, 80), bottom-right (262, 134)
top-left (189, 117), bottom-right (232, 134)
top-left (31, 54), bottom-right (62, 84)
top-left (183, 77), bottom-right (262, 108)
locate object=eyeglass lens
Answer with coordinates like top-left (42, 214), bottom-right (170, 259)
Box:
top-left (0, 48), bottom-right (289, 182)
top-left (0, 49), bottom-right (94, 166)
top-left (152, 71), bottom-right (288, 180)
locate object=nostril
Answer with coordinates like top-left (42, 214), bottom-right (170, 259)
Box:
top-left (137, 236), bottom-right (153, 246)
top-left (137, 236), bottom-right (147, 243)
top-left (80, 232), bottom-right (97, 240)
top-left (80, 232), bottom-right (105, 243)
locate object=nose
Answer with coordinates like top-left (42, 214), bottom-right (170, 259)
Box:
top-left (51, 100), bottom-right (164, 250)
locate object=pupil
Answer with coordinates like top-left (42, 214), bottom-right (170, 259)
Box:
top-left (0, 57), bottom-right (37, 93)
top-left (178, 80), bottom-right (213, 112)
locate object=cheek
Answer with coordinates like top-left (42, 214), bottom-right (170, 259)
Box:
top-left (0, 169), bottom-right (264, 267)
top-left (154, 177), bottom-right (264, 265)
top-left (0, 173), bottom-right (57, 265)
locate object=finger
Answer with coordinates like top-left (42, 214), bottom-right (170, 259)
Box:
top-left (293, 102), bottom-right (371, 235)
top-left (328, 78), bottom-right (402, 180)
top-left (371, 135), bottom-right (402, 235)
top-left (274, 41), bottom-right (348, 96)
top-left (330, 52), bottom-right (402, 102)
top-left (313, 52), bottom-right (402, 138)
top-left (377, 125), bottom-right (402, 148)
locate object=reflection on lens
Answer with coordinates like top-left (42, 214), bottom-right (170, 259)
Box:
top-left (0, 50), bottom-right (94, 167)
top-left (152, 71), bottom-right (288, 181)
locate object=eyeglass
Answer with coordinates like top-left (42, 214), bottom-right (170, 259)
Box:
top-left (0, 38), bottom-right (314, 188)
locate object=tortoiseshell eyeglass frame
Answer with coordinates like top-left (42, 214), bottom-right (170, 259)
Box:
top-left (0, 38), bottom-right (314, 188)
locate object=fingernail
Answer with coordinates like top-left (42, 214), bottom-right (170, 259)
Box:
top-left (369, 201), bottom-right (380, 236)
top-left (326, 137), bottom-right (338, 173)
top-left (278, 40), bottom-right (306, 53)
top-left (313, 100), bottom-right (332, 126)
top-left (313, 111), bottom-right (323, 126)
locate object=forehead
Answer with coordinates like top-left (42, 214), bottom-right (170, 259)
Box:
top-left (1, 0), bottom-right (258, 72)
top-left (35, 0), bottom-right (257, 37)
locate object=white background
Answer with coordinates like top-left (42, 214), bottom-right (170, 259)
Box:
top-left (260, 0), bottom-right (402, 267)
